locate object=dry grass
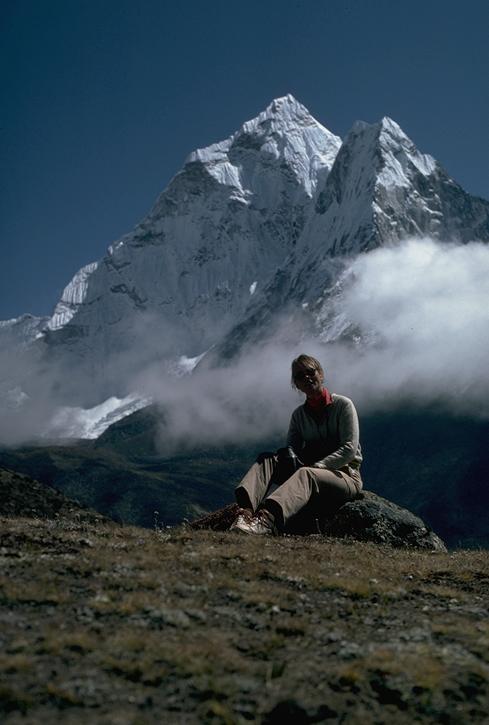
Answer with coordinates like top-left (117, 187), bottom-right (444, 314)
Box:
top-left (1, 515), bottom-right (489, 723)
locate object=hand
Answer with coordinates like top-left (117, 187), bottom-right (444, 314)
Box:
top-left (277, 447), bottom-right (303, 473)
top-left (287, 446), bottom-right (304, 468)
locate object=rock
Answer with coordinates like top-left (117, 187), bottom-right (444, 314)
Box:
top-left (143, 607), bottom-right (190, 629)
top-left (263, 698), bottom-right (337, 724)
top-left (325, 491), bottom-right (447, 551)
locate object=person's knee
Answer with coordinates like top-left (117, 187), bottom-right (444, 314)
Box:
top-left (284, 466), bottom-right (318, 492)
top-left (297, 466), bottom-right (318, 483)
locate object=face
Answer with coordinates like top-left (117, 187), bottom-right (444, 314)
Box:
top-left (293, 364), bottom-right (324, 397)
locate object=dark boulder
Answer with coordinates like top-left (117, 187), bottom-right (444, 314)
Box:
top-left (263, 698), bottom-right (337, 724)
top-left (324, 491), bottom-right (447, 551)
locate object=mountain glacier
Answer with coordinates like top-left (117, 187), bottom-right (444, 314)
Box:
top-left (2, 94), bottom-right (489, 440)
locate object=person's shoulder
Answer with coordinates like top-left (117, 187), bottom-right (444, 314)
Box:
top-left (332, 393), bottom-right (356, 408)
top-left (290, 402), bottom-right (307, 418)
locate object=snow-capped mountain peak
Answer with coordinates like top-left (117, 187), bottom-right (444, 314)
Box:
top-left (301, 115), bottom-right (463, 258)
top-left (187, 94), bottom-right (341, 198)
top-left (376, 116), bottom-right (437, 184)
top-left (30, 96), bottom-right (343, 400)
top-left (330, 116), bottom-right (437, 196)
top-left (2, 97), bottom-right (489, 440)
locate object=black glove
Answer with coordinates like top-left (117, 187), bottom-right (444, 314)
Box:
top-left (276, 446), bottom-right (303, 479)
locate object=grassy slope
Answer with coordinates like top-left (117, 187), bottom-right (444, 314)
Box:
top-left (1, 515), bottom-right (488, 724)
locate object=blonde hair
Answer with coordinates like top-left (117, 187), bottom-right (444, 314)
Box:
top-left (291, 354), bottom-right (324, 389)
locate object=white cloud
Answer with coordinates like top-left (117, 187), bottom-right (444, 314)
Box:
top-left (322, 238), bottom-right (489, 415)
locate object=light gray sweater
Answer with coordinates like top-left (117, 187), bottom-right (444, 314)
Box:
top-left (286, 393), bottom-right (363, 472)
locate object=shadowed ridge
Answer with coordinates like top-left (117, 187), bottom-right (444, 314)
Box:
top-left (0, 465), bottom-right (108, 523)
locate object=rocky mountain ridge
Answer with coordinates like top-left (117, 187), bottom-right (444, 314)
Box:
top-left (0, 466), bottom-right (106, 523)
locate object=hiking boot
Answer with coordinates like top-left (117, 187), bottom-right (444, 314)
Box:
top-left (189, 503), bottom-right (242, 531)
top-left (231, 508), bottom-right (276, 536)
top-left (229, 507), bottom-right (254, 531)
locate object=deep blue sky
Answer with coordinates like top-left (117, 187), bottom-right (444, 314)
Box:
top-left (1, 0), bottom-right (488, 319)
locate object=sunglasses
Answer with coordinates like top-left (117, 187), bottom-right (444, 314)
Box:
top-left (294, 368), bottom-right (318, 381)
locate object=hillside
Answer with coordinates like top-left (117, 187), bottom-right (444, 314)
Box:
top-left (0, 467), bottom-right (107, 524)
top-left (1, 513), bottom-right (488, 723)
top-left (0, 435), bottom-right (257, 530)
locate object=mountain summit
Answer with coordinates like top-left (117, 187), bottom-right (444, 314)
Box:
top-left (188, 94), bottom-right (341, 198)
top-left (33, 95), bottom-right (342, 399)
top-left (307, 114), bottom-right (488, 257)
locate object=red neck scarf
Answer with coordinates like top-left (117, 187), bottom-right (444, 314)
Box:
top-left (306, 387), bottom-right (333, 411)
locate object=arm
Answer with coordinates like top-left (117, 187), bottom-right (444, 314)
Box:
top-left (312, 397), bottom-right (360, 470)
top-left (286, 410), bottom-right (303, 455)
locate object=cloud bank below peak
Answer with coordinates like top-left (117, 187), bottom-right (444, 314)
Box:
top-left (321, 237), bottom-right (489, 415)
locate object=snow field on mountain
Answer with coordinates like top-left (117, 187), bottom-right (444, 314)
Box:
top-left (45, 394), bottom-right (151, 440)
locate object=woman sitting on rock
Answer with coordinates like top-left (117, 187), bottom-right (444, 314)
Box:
top-left (231, 354), bottom-right (363, 535)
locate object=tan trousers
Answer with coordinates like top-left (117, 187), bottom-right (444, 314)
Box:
top-left (235, 453), bottom-right (362, 527)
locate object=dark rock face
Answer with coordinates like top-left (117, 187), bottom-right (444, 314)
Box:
top-left (325, 491), bottom-right (447, 551)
